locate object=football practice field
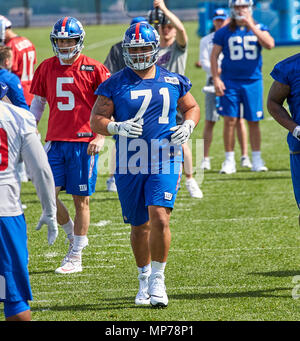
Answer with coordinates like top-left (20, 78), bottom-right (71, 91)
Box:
top-left (2, 21), bottom-right (300, 322)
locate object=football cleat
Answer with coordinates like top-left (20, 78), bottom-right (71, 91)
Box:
top-left (185, 178), bottom-right (203, 199)
top-left (148, 273), bottom-right (168, 308)
top-left (106, 176), bottom-right (117, 192)
top-left (251, 158), bottom-right (268, 172)
top-left (135, 273), bottom-right (151, 305)
top-left (200, 158), bottom-right (211, 170)
top-left (55, 253), bottom-right (82, 274)
top-left (240, 156), bottom-right (252, 168)
top-left (220, 159), bottom-right (236, 174)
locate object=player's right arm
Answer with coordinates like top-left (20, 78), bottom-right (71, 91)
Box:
top-left (90, 95), bottom-right (115, 136)
top-left (210, 44), bottom-right (225, 96)
top-left (267, 80), bottom-right (298, 135)
top-left (90, 95), bottom-right (143, 138)
top-left (30, 95), bottom-right (47, 123)
top-left (21, 131), bottom-right (58, 245)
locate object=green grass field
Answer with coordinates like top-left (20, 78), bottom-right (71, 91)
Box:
top-left (2, 21), bottom-right (300, 322)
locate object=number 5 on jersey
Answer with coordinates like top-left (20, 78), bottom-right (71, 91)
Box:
top-left (56, 77), bottom-right (75, 111)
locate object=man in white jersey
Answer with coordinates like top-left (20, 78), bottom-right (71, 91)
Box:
top-left (0, 82), bottom-right (58, 321)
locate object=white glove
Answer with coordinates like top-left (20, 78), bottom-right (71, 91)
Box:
top-left (36, 212), bottom-right (58, 245)
top-left (107, 117), bottom-right (143, 138)
top-left (170, 120), bottom-right (195, 145)
top-left (293, 126), bottom-right (300, 141)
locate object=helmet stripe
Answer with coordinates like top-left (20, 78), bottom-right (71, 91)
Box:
top-left (135, 22), bottom-right (140, 41)
top-left (61, 16), bottom-right (69, 32)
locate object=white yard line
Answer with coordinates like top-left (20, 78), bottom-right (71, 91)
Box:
top-left (85, 37), bottom-right (120, 50)
top-left (33, 284), bottom-right (292, 297)
top-left (184, 216), bottom-right (290, 223)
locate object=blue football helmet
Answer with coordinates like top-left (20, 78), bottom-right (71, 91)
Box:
top-left (229, 0), bottom-right (253, 19)
top-left (122, 22), bottom-right (160, 71)
top-left (50, 17), bottom-right (85, 60)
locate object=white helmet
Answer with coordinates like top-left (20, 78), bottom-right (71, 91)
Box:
top-left (229, 0), bottom-right (253, 20)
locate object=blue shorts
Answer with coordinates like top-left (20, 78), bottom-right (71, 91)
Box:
top-left (218, 79), bottom-right (264, 122)
top-left (115, 167), bottom-right (182, 226)
top-left (47, 141), bottom-right (99, 196)
top-left (290, 152), bottom-right (300, 209)
top-left (0, 215), bottom-right (33, 311)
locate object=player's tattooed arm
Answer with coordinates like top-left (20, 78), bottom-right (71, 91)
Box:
top-left (90, 95), bottom-right (115, 136)
top-left (267, 80), bottom-right (296, 133)
top-left (92, 95), bottom-right (114, 119)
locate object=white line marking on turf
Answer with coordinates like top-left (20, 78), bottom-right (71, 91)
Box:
top-left (85, 37), bottom-right (120, 50)
top-left (185, 216), bottom-right (289, 223)
top-left (170, 245), bottom-right (300, 253)
top-left (34, 284), bottom-right (292, 297)
top-left (90, 220), bottom-right (111, 227)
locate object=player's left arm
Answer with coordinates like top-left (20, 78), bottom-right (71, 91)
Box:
top-left (87, 134), bottom-right (105, 156)
top-left (267, 80), bottom-right (297, 134)
top-left (177, 92), bottom-right (200, 125)
top-left (170, 92), bottom-right (200, 145)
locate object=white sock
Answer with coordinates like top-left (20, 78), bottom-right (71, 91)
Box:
top-left (204, 157), bottom-right (210, 161)
top-left (225, 151), bottom-right (235, 161)
top-left (72, 235), bottom-right (88, 256)
top-left (151, 261), bottom-right (166, 276)
top-left (252, 151), bottom-right (261, 161)
top-left (62, 219), bottom-right (74, 243)
top-left (138, 263), bottom-right (151, 276)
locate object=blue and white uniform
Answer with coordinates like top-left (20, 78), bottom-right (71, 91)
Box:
top-left (95, 66), bottom-right (192, 226)
top-left (213, 23), bottom-right (269, 121)
top-left (270, 54), bottom-right (300, 208)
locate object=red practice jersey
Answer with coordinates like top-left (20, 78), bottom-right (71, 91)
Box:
top-left (6, 36), bottom-right (37, 106)
top-left (30, 54), bottom-right (111, 142)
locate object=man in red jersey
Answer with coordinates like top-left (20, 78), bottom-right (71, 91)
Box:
top-left (30, 17), bottom-right (110, 274)
top-left (0, 15), bottom-right (36, 107)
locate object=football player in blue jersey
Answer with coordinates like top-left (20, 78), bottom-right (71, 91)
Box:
top-left (210, 0), bottom-right (274, 174)
top-left (90, 22), bottom-right (200, 307)
top-left (268, 54), bottom-right (300, 225)
top-left (0, 46), bottom-right (29, 110)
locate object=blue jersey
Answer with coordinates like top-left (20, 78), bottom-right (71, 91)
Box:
top-left (213, 23), bottom-right (269, 80)
top-left (270, 53), bottom-right (300, 152)
top-left (95, 66), bottom-right (191, 174)
top-left (0, 69), bottom-right (29, 110)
